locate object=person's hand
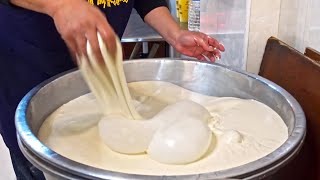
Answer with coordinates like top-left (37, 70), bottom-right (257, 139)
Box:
top-left (47, 0), bottom-right (117, 62)
top-left (172, 30), bottom-right (225, 62)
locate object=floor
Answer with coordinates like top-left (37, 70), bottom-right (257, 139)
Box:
top-left (0, 134), bottom-right (16, 179)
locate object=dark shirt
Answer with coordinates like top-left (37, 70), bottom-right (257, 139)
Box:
top-left (0, 0), bottom-right (167, 152)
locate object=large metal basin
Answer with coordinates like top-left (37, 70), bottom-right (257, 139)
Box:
top-left (15, 59), bottom-right (306, 179)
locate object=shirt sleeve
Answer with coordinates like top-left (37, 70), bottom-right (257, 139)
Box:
top-left (134, 0), bottom-right (168, 20)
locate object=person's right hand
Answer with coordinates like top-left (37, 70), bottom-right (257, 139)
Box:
top-left (47, 0), bottom-right (116, 62)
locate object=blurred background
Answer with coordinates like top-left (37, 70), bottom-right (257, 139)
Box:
top-left (122, 0), bottom-right (320, 73)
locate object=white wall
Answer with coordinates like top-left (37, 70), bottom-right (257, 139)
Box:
top-left (278, 0), bottom-right (320, 52)
top-left (246, 0), bottom-right (320, 74)
top-left (246, 0), bottom-right (281, 73)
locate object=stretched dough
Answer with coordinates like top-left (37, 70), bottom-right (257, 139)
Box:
top-left (78, 33), bottom-right (141, 119)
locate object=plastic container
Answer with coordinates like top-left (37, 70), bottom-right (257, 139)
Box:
top-left (178, 0), bottom-right (189, 23)
top-left (188, 0), bottom-right (200, 31)
top-left (176, 0), bottom-right (180, 18)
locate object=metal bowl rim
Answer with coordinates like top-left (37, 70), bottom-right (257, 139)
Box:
top-left (15, 58), bottom-right (306, 179)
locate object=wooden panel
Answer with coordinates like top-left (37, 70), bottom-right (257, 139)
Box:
top-left (259, 37), bottom-right (320, 180)
top-left (305, 47), bottom-right (320, 62)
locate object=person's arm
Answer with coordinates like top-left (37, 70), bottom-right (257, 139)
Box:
top-left (5, 0), bottom-right (58, 14)
top-left (7, 0), bottom-right (116, 62)
top-left (134, 0), bottom-right (225, 61)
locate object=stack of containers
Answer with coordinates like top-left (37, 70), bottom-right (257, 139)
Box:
top-left (174, 0), bottom-right (201, 31)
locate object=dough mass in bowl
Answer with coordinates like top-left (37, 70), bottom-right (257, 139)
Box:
top-left (38, 34), bottom-right (288, 175)
top-left (38, 81), bottom-right (288, 175)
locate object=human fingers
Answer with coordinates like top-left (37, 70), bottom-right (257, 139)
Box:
top-left (208, 36), bottom-right (225, 52)
top-left (75, 30), bottom-right (87, 57)
top-left (193, 34), bottom-right (215, 52)
top-left (201, 51), bottom-right (216, 62)
top-left (212, 49), bottom-right (221, 60)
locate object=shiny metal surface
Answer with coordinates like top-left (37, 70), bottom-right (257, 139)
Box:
top-left (122, 10), bottom-right (164, 43)
top-left (15, 59), bottom-right (306, 180)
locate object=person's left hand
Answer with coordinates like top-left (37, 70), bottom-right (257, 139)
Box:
top-left (172, 30), bottom-right (225, 62)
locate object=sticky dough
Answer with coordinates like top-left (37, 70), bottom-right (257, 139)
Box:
top-left (37, 34), bottom-right (288, 175)
top-left (38, 81), bottom-right (288, 175)
top-left (77, 33), bottom-right (140, 119)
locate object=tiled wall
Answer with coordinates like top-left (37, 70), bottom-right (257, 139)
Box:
top-left (278, 0), bottom-right (320, 52)
top-left (246, 0), bottom-right (281, 73)
top-left (247, 0), bottom-right (320, 74)
top-left (308, 0), bottom-right (320, 50)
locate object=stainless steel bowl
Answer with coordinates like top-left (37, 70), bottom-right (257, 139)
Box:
top-left (15, 59), bottom-right (306, 180)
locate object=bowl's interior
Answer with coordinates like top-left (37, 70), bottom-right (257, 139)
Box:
top-left (26, 59), bottom-right (296, 135)
top-left (18, 59), bottom-right (305, 179)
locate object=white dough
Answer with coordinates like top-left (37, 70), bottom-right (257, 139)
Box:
top-left (98, 115), bottom-right (158, 154)
top-left (78, 33), bottom-right (141, 120)
top-left (38, 81), bottom-right (288, 175)
top-left (147, 101), bottom-right (213, 164)
top-left (98, 100), bottom-right (212, 161)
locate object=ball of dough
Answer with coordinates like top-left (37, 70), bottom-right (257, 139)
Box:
top-left (147, 117), bottom-right (212, 165)
top-left (98, 116), bottom-right (158, 154)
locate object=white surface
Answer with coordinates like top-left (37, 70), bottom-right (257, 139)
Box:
top-left (246, 0), bottom-right (281, 73)
top-left (278, 0), bottom-right (320, 52)
top-left (246, 0), bottom-right (320, 74)
top-left (0, 135), bottom-right (16, 180)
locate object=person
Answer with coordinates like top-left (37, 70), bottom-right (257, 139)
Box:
top-left (0, 0), bottom-right (225, 179)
